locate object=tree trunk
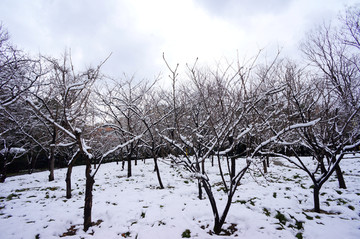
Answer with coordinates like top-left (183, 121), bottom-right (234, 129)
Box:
top-left (30, 154), bottom-right (37, 174)
top-left (202, 180), bottom-right (220, 233)
top-left (0, 157), bottom-right (6, 183)
top-left (198, 179), bottom-right (203, 200)
top-left (83, 161), bottom-right (95, 232)
top-left (65, 157), bottom-right (77, 199)
top-left (49, 127), bottom-right (56, 181)
top-left (153, 157), bottom-right (164, 189)
top-left (266, 155), bottom-right (269, 167)
top-left (313, 185), bottom-right (320, 213)
top-left (231, 157), bottom-right (236, 178)
top-left (335, 164), bottom-right (346, 189)
top-left (214, 193), bottom-right (234, 234)
top-left (262, 158), bottom-right (267, 174)
top-left (127, 156), bottom-right (132, 177)
top-left (48, 146), bottom-right (55, 181)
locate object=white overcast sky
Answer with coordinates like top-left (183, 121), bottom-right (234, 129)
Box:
top-left (0, 0), bottom-right (358, 81)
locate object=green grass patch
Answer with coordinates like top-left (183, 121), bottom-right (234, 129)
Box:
top-left (233, 200), bottom-right (247, 204)
top-left (296, 232), bottom-right (303, 239)
top-left (15, 188), bottom-right (31, 192)
top-left (302, 212), bottom-right (313, 220)
top-left (263, 207), bottom-right (271, 217)
top-left (182, 229), bottom-right (191, 238)
top-left (6, 193), bottom-right (20, 201)
top-left (275, 211), bottom-right (288, 225)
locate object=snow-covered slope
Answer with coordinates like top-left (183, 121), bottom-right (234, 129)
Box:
top-left (1, 155), bottom-right (359, 239)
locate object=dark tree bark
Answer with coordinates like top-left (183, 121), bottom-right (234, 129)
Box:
top-left (65, 154), bottom-right (78, 199)
top-left (83, 160), bottom-right (95, 231)
top-left (127, 156), bottom-right (132, 178)
top-left (153, 156), bottom-right (164, 189)
top-left (335, 164), bottom-right (346, 189)
top-left (262, 158), bottom-right (267, 174)
top-left (0, 157), bottom-right (7, 183)
top-left (313, 185), bottom-right (320, 213)
top-left (231, 157), bottom-right (236, 178)
top-left (48, 127), bottom-right (57, 181)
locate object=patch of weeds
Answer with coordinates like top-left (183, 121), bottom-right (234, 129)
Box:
top-left (335, 190), bottom-right (343, 195)
top-left (141, 212), bottom-right (146, 218)
top-left (263, 207), bottom-right (271, 217)
top-left (182, 229), bottom-right (191, 238)
top-left (121, 231), bottom-right (131, 238)
top-left (300, 184), bottom-right (306, 189)
top-left (275, 211), bottom-right (288, 225)
top-left (42, 187), bottom-right (59, 191)
top-left (233, 200), bottom-right (247, 204)
top-left (302, 212), bottom-right (313, 220)
top-left (79, 191), bottom-right (83, 196)
top-left (6, 193), bottom-right (20, 201)
top-left (283, 177), bottom-right (294, 182)
top-left (217, 187), bottom-right (227, 193)
top-left (336, 198), bottom-right (348, 205)
top-left (309, 185), bottom-right (314, 189)
top-left (160, 205), bottom-right (164, 208)
top-left (293, 174), bottom-right (300, 179)
top-left (157, 220), bottom-right (166, 226)
top-left (26, 221), bottom-right (36, 224)
top-left (60, 225), bottom-right (78, 237)
top-left (288, 214), bottom-right (304, 230)
top-left (285, 187), bottom-right (291, 191)
top-left (27, 195), bottom-right (36, 198)
top-left (248, 197), bottom-right (257, 206)
top-left (315, 215), bottom-right (321, 219)
top-left (15, 188), bottom-right (31, 192)
top-left (273, 192), bottom-right (277, 198)
top-left (348, 205), bottom-right (355, 211)
top-left (184, 180), bottom-right (189, 184)
top-left (212, 181), bottom-right (223, 187)
top-left (296, 232), bottom-right (303, 239)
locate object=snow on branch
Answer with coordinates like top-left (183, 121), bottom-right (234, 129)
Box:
top-left (252, 118), bottom-right (321, 157)
top-left (92, 134), bottom-right (143, 177)
top-left (25, 98), bottom-right (76, 140)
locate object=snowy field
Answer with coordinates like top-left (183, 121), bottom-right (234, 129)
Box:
top-left (0, 155), bottom-right (360, 239)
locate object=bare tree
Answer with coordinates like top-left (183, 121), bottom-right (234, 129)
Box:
top-left (267, 61), bottom-right (360, 213)
top-left (158, 54), bottom-right (316, 234)
top-left (26, 51), bottom-right (105, 231)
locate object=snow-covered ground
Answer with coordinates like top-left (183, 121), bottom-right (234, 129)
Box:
top-left (1, 155), bottom-right (359, 239)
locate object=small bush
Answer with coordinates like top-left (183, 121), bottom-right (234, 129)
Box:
top-left (275, 211), bottom-right (287, 225)
top-left (182, 229), bottom-right (191, 238)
